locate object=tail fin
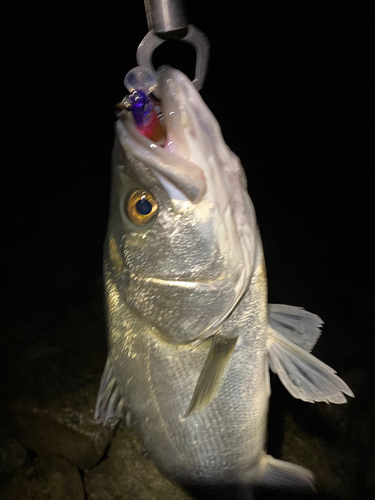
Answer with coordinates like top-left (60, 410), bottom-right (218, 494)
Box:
top-left (255, 455), bottom-right (315, 493)
top-left (180, 456), bottom-right (314, 499)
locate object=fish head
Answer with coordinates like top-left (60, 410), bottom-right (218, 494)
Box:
top-left (108, 66), bottom-right (258, 346)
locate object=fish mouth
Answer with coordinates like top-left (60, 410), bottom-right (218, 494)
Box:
top-left (117, 67), bottom-right (207, 203)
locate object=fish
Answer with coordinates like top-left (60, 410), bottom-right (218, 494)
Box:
top-left (95, 65), bottom-right (354, 497)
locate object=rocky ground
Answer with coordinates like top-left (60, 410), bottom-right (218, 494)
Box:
top-left (1, 272), bottom-right (373, 500)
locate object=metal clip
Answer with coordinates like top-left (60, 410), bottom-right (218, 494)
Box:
top-left (137, 26), bottom-right (210, 93)
top-left (144, 0), bottom-right (188, 37)
top-left (138, 0), bottom-right (210, 93)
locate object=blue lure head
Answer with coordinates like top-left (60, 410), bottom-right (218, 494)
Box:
top-left (120, 66), bottom-right (164, 142)
top-left (127, 89), bottom-right (153, 126)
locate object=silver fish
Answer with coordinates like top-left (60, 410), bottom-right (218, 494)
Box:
top-left (96, 66), bottom-right (353, 494)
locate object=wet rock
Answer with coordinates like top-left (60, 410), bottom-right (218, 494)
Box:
top-left (85, 424), bottom-right (191, 500)
top-left (4, 306), bottom-right (113, 470)
top-left (8, 392), bottom-right (113, 470)
top-left (282, 412), bottom-right (357, 499)
top-left (0, 433), bottom-right (28, 477)
top-left (0, 455), bottom-right (85, 500)
top-left (6, 307), bottom-right (107, 408)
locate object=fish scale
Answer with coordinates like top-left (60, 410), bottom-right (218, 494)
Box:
top-left (96, 66), bottom-right (353, 495)
top-left (108, 242), bottom-right (268, 483)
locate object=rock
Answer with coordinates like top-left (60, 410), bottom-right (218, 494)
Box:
top-left (4, 306), bottom-right (113, 470)
top-left (84, 424), bottom-right (191, 500)
top-left (8, 392), bottom-right (113, 470)
top-left (0, 433), bottom-right (28, 477)
top-left (0, 455), bottom-right (85, 500)
top-left (6, 306), bottom-right (107, 407)
top-left (282, 412), bottom-right (357, 499)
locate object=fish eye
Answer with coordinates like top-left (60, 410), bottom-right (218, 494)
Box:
top-left (126, 190), bottom-right (158, 225)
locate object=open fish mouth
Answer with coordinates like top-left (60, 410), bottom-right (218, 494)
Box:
top-left (114, 66), bottom-right (260, 342)
top-left (117, 67), bottom-right (208, 203)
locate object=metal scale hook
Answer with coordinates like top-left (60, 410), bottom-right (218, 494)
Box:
top-left (137, 0), bottom-right (210, 92)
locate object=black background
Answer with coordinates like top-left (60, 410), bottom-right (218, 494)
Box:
top-left (2, 1), bottom-right (373, 494)
top-left (5, 0), bottom-right (372, 364)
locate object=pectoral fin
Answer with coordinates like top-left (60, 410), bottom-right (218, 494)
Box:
top-left (185, 335), bottom-right (238, 417)
top-left (267, 326), bottom-right (354, 404)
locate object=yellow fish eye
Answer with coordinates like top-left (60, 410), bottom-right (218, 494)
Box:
top-left (126, 190), bottom-right (158, 225)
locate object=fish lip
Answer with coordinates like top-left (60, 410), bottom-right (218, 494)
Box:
top-left (118, 67), bottom-right (207, 203)
top-left (155, 67), bottom-right (201, 164)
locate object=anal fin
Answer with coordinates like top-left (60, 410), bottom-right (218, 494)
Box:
top-left (185, 335), bottom-right (238, 417)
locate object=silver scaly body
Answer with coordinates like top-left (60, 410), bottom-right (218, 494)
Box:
top-left (96, 67), bottom-right (353, 492)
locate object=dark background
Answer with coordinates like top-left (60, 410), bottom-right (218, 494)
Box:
top-left (5, 0), bottom-right (371, 367)
top-left (2, 0), bottom-right (373, 497)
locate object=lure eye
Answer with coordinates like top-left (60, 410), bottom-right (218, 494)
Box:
top-left (127, 190), bottom-right (158, 225)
